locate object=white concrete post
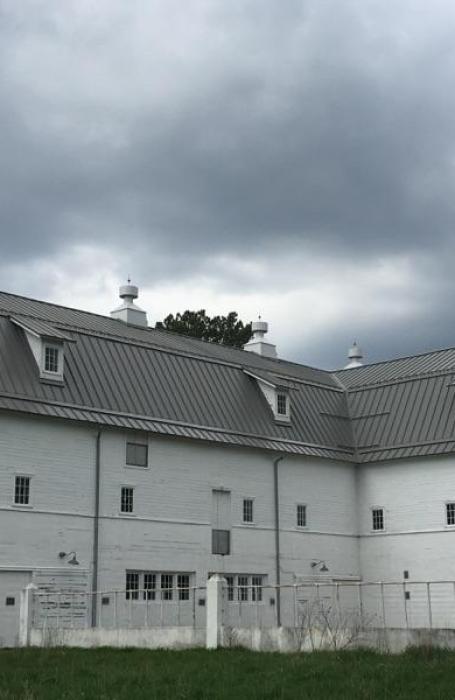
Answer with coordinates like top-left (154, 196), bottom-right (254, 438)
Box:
top-left (19, 583), bottom-right (38, 647)
top-left (206, 575), bottom-right (225, 649)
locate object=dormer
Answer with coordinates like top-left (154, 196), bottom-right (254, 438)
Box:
top-left (10, 316), bottom-right (74, 384)
top-left (244, 369), bottom-right (291, 423)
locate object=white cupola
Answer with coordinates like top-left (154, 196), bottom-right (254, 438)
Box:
top-left (243, 318), bottom-right (277, 358)
top-left (344, 341), bottom-right (363, 369)
top-left (110, 283), bottom-right (148, 327)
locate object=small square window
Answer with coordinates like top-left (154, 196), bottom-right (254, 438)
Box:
top-left (447, 503), bottom-right (455, 526)
top-left (277, 393), bottom-right (288, 416)
top-left (372, 508), bottom-right (384, 531)
top-left (14, 476), bottom-right (30, 505)
top-left (243, 499), bottom-right (253, 523)
top-left (212, 529), bottom-right (230, 555)
top-left (297, 504), bottom-right (307, 528)
top-left (126, 442), bottom-right (148, 467)
top-left (44, 346), bottom-right (59, 373)
top-left (5, 597), bottom-right (15, 606)
top-left (121, 487), bottom-right (134, 513)
top-left (102, 596), bottom-right (110, 606)
top-left (126, 572), bottom-right (139, 600)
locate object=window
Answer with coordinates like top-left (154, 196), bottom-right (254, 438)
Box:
top-left (297, 504), bottom-right (307, 528)
top-left (125, 571), bottom-right (192, 601)
top-left (161, 574), bottom-right (174, 600)
top-left (216, 574), bottom-right (266, 603)
top-left (212, 529), bottom-right (230, 555)
top-left (372, 508), bottom-right (384, 531)
top-left (447, 503), bottom-right (455, 525)
top-left (238, 575), bottom-right (249, 601)
top-left (277, 393), bottom-right (288, 416)
top-left (144, 573), bottom-right (156, 600)
top-left (126, 442), bottom-right (148, 467)
top-left (14, 476), bottom-right (30, 505)
top-left (177, 574), bottom-right (190, 601)
top-left (121, 487), bottom-right (134, 513)
top-left (252, 576), bottom-right (263, 602)
top-left (44, 345), bottom-right (59, 373)
top-left (225, 575), bottom-right (235, 602)
top-left (243, 498), bottom-right (253, 523)
top-left (126, 572), bottom-right (139, 600)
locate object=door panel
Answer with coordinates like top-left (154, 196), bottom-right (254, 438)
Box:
top-left (0, 571), bottom-right (32, 647)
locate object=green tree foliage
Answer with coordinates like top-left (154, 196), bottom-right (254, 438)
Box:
top-left (155, 309), bottom-right (252, 348)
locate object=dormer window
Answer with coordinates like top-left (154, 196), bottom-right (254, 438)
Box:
top-left (41, 343), bottom-right (64, 381)
top-left (277, 393), bottom-right (288, 416)
top-left (44, 345), bottom-right (60, 373)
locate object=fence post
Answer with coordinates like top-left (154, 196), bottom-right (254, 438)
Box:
top-left (206, 575), bottom-right (225, 649)
top-left (19, 583), bottom-right (38, 647)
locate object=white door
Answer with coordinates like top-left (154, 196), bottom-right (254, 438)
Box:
top-left (0, 571), bottom-right (32, 647)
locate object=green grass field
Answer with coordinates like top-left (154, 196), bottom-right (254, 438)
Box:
top-left (0, 646), bottom-right (453, 699)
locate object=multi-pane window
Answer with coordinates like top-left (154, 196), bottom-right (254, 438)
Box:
top-left (277, 393), bottom-right (288, 416)
top-left (372, 508), bottom-right (384, 531)
top-left (177, 574), bottom-right (190, 601)
top-left (243, 498), bottom-right (254, 523)
top-left (121, 487), bottom-right (134, 513)
top-left (252, 576), bottom-right (263, 602)
top-left (216, 574), bottom-right (266, 603)
top-left (238, 575), bottom-right (249, 601)
top-left (143, 573), bottom-right (156, 600)
top-left (225, 575), bottom-right (235, 602)
top-left (161, 574), bottom-right (174, 600)
top-left (126, 572), bottom-right (139, 600)
top-left (44, 346), bottom-right (59, 373)
top-left (447, 503), bottom-right (455, 525)
top-left (297, 504), bottom-right (307, 528)
top-left (126, 442), bottom-right (148, 467)
top-left (125, 572), bottom-right (192, 601)
top-left (212, 529), bottom-right (230, 555)
top-left (14, 476), bottom-right (30, 505)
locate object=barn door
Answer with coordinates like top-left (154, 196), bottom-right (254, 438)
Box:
top-left (0, 571), bottom-right (32, 647)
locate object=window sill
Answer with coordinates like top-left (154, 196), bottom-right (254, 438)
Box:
top-left (125, 464), bottom-right (149, 471)
top-left (241, 521), bottom-right (256, 526)
top-left (295, 526), bottom-right (308, 531)
top-left (11, 504), bottom-right (33, 510)
top-left (40, 376), bottom-right (64, 386)
top-left (371, 529), bottom-right (385, 534)
top-left (119, 512), bottom-right (137, 518)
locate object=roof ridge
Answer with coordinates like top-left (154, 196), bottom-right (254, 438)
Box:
top-left (333, 344), bottom-right (455, 375)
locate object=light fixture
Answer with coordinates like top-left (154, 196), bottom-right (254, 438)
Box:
top-left (58, 551), bottom-right (80, 566)
top-left (311, 559), bottom-right (329, 573)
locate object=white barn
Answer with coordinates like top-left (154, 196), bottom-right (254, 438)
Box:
top-left (1, 284), bottom-right (455, 646)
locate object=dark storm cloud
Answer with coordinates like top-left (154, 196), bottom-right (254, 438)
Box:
top-left (2, 0), bottom-right (455, 365)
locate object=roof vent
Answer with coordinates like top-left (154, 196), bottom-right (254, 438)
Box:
top-left (243, 317), bottom-right (277, 358)
top-left (344, 341), bottom-right (363, 369)
top-left (110, 282), bottom-right (148, 327)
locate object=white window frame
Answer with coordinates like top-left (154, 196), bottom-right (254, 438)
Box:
top-left (120, 485), bottom-right (135, 515)
top-left (296, 503), bottom-right (307, 529)
top-left (217, 574), bottom-right (266, 604)
top-left (371, 506), bottom-right (385, 532)
top-left (13, 474), bottom-right (33, 508)
top-left (125, 571), bottom-right (193, 601)
top-left (242, 497), bottom-right (255, 525)
top-left (274, 391), bottom-right (291, 422)
top-left (40, 342), bottom-right (64, 381)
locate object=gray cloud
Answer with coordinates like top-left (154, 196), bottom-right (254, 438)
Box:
top-left (1, 0), bottom-right (455, 366)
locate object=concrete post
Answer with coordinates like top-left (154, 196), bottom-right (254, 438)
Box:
top-left (206, 575), bottom-right (225, 649)
top-left (19, 583), bottom-right (38, 647)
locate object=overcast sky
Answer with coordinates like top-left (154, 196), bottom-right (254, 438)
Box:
top-left (1, 1), bottom-right (455, 369)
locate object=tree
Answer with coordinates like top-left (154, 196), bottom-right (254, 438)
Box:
top-left (155, 309), bottom-right (252, 348)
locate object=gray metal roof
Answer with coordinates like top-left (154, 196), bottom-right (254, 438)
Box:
top-left (1, 290), bottom-right (455, 464)
top-left (10, 315), bottom-right (74, 342)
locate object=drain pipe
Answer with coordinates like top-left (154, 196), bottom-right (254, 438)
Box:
top-left (91, 429), bottom-right (102, 628)
top-left (273, 455), bottom-right (284, 627)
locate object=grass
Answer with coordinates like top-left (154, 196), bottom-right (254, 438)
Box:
top-left (0, 646), bottom-right (453, 699)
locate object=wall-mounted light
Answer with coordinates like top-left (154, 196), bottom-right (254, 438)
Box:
top-left (311, 559), bottom-right (329, 573)
top-left (58, 551), bottom-right (80, 566)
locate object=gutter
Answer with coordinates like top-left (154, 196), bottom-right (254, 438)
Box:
top-left (273, 455), bottom-right (284, 627)
top-left (91, 429), bottom-right (102, 627)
